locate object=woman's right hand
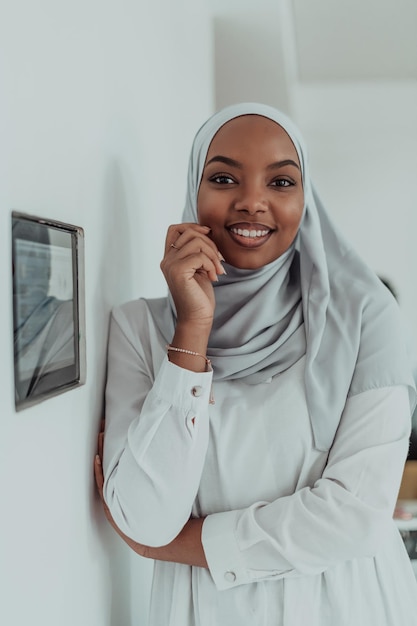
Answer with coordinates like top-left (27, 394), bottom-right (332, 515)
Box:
top-left (160, 223), bottom-right (226, 331)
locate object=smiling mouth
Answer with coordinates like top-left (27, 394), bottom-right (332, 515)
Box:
top-left (228, 224), bottom-right (273, 247)
top-left (230, 227), bottom-right (270, 238)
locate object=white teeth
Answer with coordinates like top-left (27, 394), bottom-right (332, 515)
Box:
top-left (231, 227), bottom-right (270, 238)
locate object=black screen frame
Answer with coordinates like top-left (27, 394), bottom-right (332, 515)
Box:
top-left (12, 211), bottom-right (85, 411)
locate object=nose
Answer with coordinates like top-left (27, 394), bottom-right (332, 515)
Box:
top-left (233, 184), bottom-right (268, 214)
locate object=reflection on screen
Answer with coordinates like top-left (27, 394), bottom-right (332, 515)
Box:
top-left (14, 238), bottom-right (75, 381)
top-left (12, 215), bottom-right (80, 408)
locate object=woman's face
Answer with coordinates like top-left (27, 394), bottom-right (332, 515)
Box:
top-left (197, 114), bottom-right (304, 269)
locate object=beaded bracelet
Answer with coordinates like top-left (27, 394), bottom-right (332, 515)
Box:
top-left (166, 344), bottom-right (211, 371)
top-left (166, 344), bottom-right (215, 404)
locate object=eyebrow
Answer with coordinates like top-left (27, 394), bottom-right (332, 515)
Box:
top-left (205, 155), bottom-right (242, 168)
top-left (267, 159), bottom-right (300, 171)
top-left (205, 155), bottom-right (300, 170)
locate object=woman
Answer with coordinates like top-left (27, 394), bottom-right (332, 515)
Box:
top-left (95, 103), bottom-right (417, 625)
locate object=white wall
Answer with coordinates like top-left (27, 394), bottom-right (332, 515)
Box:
top-left (0, 1), bottom-right (213, 625)
top-left (209, 0), bottom-right (297, 114)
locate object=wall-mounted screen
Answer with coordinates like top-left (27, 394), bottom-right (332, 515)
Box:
top-left (12, 212), bottom-right (85, 410)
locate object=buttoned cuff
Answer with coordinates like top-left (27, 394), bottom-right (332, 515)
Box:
top-left (154, 356), bottom-right (213, 410)
top-left (202, 510), bottom-right (250, 590)
top-left (202, 508), bottom-right (294, 590)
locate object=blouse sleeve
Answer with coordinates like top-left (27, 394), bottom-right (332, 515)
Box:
top-left (103, 304), bottom-right (212, 546)
top-left (202, 385), bottom-right (411, 590)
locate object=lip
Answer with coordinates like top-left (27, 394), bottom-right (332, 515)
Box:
top-left (226, 222), bottom-right (275, 248)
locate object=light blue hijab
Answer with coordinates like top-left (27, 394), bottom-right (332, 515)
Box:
top-left (147, 102), bottom-right (416, 451)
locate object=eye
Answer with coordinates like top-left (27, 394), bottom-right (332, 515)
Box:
top-left (270, 178), bottom-right (294, 188)
top-left (209, 173), bottom-right (236, 185)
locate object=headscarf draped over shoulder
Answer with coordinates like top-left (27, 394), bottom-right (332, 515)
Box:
top-left (146, 102), bottom-right (416, 451)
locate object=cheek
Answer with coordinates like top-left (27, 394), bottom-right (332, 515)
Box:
top-left (196, 203), bottom-right (211, 226)
top-left (293, 207), bottom-right (304, 230)
top-left (287, 196), bottom-right (304, 230)
top-left (196, 190), bottom-right (202, 223)
top-left (197, 191), bottom-right (224, 226)
top-left (196, 187), bottom-right (211, 224)
top-left (280, 204), bottom-right (303, 231)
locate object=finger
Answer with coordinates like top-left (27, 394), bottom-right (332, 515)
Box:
top-left (163, 250), bottom-right (219, 284)
top-left (167, 225), bottom-right (219, 257)
top-left (182, 240), bottom-right (226, 277)
top-left (183, 251), bottom-right (222, 283)
top-left (165, 226), bottom-right (226, 277)
top-left (94, 455), bottom-right (104, 494)
top-left (94, 455), bottom-right (117, 529)
top-left (164, 223), bottom-right (211, 255)
top-left (98, 431), bottom-right (104, 460)
top-left (165, 235), bottom-right (226, 278)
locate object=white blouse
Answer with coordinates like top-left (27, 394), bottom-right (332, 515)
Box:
top-left (103, 298), bottom-right (417, 626)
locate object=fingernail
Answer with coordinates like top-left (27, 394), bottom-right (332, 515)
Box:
top-left (202, 226), bottom-right (211, 231)
top-left (96, 454), bottom-right (101, 465)
top-left (218, 252), bottom-right (225, 261)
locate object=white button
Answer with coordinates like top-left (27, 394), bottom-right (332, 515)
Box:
top-left (224, 571), bottom-right (236, 583)
top-left (191, 385), bottom-right (203, 397)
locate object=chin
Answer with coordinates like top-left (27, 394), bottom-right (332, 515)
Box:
top-left (226, 255), bottom-right (270, 270)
